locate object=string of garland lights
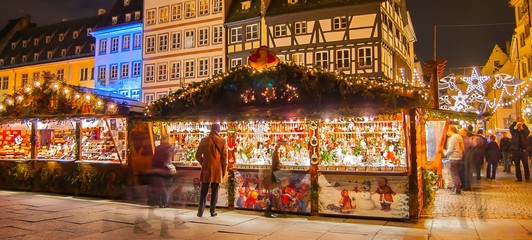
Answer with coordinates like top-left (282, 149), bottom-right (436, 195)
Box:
top-left (146, 62), bottom-right (431, 117)
top-left (0, 72), bottom-right (119, 118)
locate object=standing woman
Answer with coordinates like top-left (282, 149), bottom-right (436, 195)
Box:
top-left (485, 135), bottom-right (501, 180)
top-left (443, 125), bottom-right (464, 195)
top-left (500, 131), bottom-right (512, 174)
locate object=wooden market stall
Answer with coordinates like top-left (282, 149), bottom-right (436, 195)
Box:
top-left (145, 62), bottom-right (430, 220)
top-left (0, 75), bottom-right (144, 197)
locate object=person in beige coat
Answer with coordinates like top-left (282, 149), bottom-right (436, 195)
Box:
top-left (195, 123), bottom-right (228, 217)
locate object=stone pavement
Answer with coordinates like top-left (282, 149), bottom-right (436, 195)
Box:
top-left (0, 186), bottom-right (531, 240)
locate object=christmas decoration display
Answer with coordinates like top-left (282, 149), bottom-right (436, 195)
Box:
top-left (438, 68), bottom-right (529, 114)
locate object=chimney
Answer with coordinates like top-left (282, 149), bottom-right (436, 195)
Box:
top-left (98, 9), bottom-right (106, 15)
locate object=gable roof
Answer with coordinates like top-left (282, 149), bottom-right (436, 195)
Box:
top-left (95, 0), bottom-right (143, 30)
top-left (226, 0), bottom-right (263, 23)
top-left (266, 0), bottom-right (383, 16)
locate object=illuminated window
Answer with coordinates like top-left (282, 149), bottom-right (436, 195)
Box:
top-left (124, 0), bottom-right (130, 6)
top-left (73, 31), bottom-right (79, 39)
top-left (288, 0), bottom-right (298, 4)
top-left (22, 55), bottom-right (27, 62)
top-left (34, 38), bottom-right (39, 45)
top-left (34, 53), bottom-right (39, 61)
top-left (135, 11), bottom-right (141, 20)
top-left (185, 1), bottom-right (196, 18)
top-left (146, 8), bottom-right (156, 25)
top-left (159, 6), bottom-right (169, 23)
top-left (125, 13), bottom-right (131, 22)
top-left (112, 16), bottom-right (118, 24)
top-left (231, 58), bottom-right (242, 67)
top-left (213, 0), bottom-right (223, 13)
top-left (241, 0), bottom-right (251, 10)
top-left (75, 46), bottom-right (81, 54)
top-left (59, 34), bottom-right (65, 41)
top-left (292, 53), bottom-right (304, 65)
top-left (171, 3), bottom-right (182, 21)
top-left (61, 49), bottom-right (66, 56)
top-left (246, 24), bottom-right (258, 40)
top-left (47, 51), bottom-right (53, 59)
top-left (170, 61), bottom-right (181, 80)
top-left (199, 28), bottom-right (209, 46)
top-left (46, 36), bottom-right (51, 43)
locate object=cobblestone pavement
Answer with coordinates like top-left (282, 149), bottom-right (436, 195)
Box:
top-left (421, 166), bottom-right (532, 219)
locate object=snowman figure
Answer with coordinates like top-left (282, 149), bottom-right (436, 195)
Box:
top-left (356, 180), bottom-right (376, 210)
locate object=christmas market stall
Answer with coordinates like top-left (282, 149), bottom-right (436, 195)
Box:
top-left (0, 73), bottom-right (144, 197)
top-left (146, 61), bottom-right (430, 220)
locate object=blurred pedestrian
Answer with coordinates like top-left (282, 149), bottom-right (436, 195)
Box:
top-left (443, 125), bottom-right (464, 195)
top-left (500, 131), bottom-right (512, 173)
top-left (485, 135), bottom-right (501, 180)
top-left (148, 135), bottom-right (175, 208)
top-left (510, 117), bottom-right (530, 182)
top-left (196, 123), bottom-right (228, 217)
top-left (459, 126), bottom-right (474, 191)
top-left (472, 129), bottom-right (487, 180)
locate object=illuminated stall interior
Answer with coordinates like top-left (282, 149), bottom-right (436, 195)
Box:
top-left (36, 120), bottom-right (77, 160)
top-left (0, 122), bottom-right (32, 159)
top-left (81, 118), bottom-right (128, 163)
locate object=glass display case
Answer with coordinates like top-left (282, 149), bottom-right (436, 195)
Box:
top-left (35, 120), bottom-right (77, 160)
top-left (80, 118), bottom-right (128, 163)
top-left (0, 122), bottom-right (32, 160)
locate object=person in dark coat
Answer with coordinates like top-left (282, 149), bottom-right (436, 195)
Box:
top-left (472, 129), bottom-right (487, 180)
top-left (485, 135), bottom-right (501, 180)
top-left (509, 118), bottom-right (531, 182)
top-left (147, 135), bottom-right (175, 208)
top-left (195, 123), bottom-right (228, 217)
top-left (500, 131), bottom-right (512, 173)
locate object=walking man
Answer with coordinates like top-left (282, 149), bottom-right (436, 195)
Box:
top-left (196, 123), bottom-right (228, 217)
top-left (509, 117), bottom-right (530, 182)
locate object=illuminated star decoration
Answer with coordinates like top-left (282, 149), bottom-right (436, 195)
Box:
top-left (461, 68), bottom-right (490, 94)
top-left (450, 90), bottom-right (471, 112)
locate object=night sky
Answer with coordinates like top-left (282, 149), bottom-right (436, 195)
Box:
top-left (0, 0), bottom-right (517, 70)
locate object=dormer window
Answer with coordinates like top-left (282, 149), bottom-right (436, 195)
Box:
top-left (0, 59), bottom-right (4, 66)
top-left (288, 0), bottom-right (298, 4)
top-left (59, 34), bottom-right (65, 41)
top-left (22, 55), bottom-right (27, 62)
top-left (75, 46), bottom-right (81, 54)
top-left (112, 16), bottom-right (118, 24)
top-left (241, 0), bottom-right (251, 10)
top-left (90, 44), bottom-right (95, 52)
top-left (47, 51), bottom-right (53, 59)
top-left (73, 31), bottom-right (79, 39)
top-left (34, 53), bottom-right (39, 61)
top-left (11, 43), bottom-right (16, 49)
top-left (125, 13), bottom-right (131, 22)
top-left (46, 36), bottom-right (51, 43)
top-left (135, 11), bottom-right (141, 20)
top-left (87, 28), bottom-right (93, 36)
top-left (61, 49), bottom-right (66, 56)
top-left (10, 57), bottom-right (15, 64)
top-left (22, 40), bottom-right (28, 47)
top-left (124, 0), bottom-right (130, 6)
top-left (34, 38), bottom-right (39, 45)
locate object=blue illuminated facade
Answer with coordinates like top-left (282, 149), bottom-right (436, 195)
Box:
top-left (90, 0), bottom-right (143, 101)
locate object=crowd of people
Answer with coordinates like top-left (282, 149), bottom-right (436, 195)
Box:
top-left (442, 117), bottom-right (531, 195)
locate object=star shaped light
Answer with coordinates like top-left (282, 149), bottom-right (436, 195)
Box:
top-left (461, 68), bottom-right (490, 94)
top-left (450, 90), bottom-right (470, 112)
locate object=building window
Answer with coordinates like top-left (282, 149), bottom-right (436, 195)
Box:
top-left (121, 63), bottom-right (129, 78)
top-left (87, 28), bottom-right (92, 36)
top-left (133, 33), bottom-right (142, 49)
top-left (358, 47), bottom-right (372, 67)
top-left (292, 53), bottom-right (304, 65)
top-left (199, 28), bottom-right (209, 46)
top-left (199, 0), bottom-right (209, 16)
top-left (61, 49), bottom-right (67, 56)
top-left (185, 30), bottom-right (195, 48)
top-left (336, 49), bottom-right (350, 69)
top-left (80, 68), bottom-right (89, 81)
top-left (522, 62), bottom-right (528, 78)
top-left (111, 37), bottom-right (119, 53)
top-left (47, 51), bottom-right (53, 59)
top-left (213, 25), bottom-right (223, 44)
top-left (295, 21), bottom-right (307, 35)
top-left (231, 27), bottom-right (242, 43)
top-left (213, 0), bottom-right (223, 13)
top-left (34, 53), bottom-right (39, 61)
top-left (22, 55), bottom-right (27, 62)
top-left (131, 89), bottom-right (140, 101)
top-left (1, 76), bottom-right (9, 90)
top-left (171, 32), bottom-right (181, 49)
top-left (11, 42), bottom-right (16, 49)
top-left (157, 92), bottom-right (168, 100)
top-left (59, 34), bottom-right (65, 41)
top-left (145, 64), bottom-right (155, 83)
top-left (34, 38), bottom-right (39, 45)
top-left (158, 63), bottom-right (168, 81)
top-left (119, 90), bottom-right (130, 98)
top-left (90, 67), bottom-right (94, 80)
top-left (99, 39), bottom-right (107, 54)
top-left (10, 57), bottom-right (15, 64)
top-left (46, 36), bottom-right (51, 43)
top-left (159, 6), bottom-right (169, 23)
top-left (98, 66), bottom-right (106, 80)
top-left (144, 93), bottom-right (155, 103)
top-left (123, 35), bottom-right (130, 50)
top-left (213, 57), bottom-right (223, 75)
top-left (73, 31), bottom-right (79, 39)
top-left (146, 8), bottom-right (156, 25)
top-left (185, 1), bottom-right (196, 18)
top-left (288, 0), bottom-right (298, 4)
top-left (146, 35), bottom-right (156, 53)
top-left (75, 46), bottom-right (81, 54)
top-left (90, 44), bottom-right (95, 52)
top-left (110, 64), bottom-right (118, 80)
top-left (231, 58), bottom-right (242, 67)
top-left (135, 11), bottom-right (141, 20)
top-left (21, 74), bottom-right (29, 86)
top-left (32, 72), bottom-right (39, 81)
top-left (159, 34), bottom-right (169, 51)
top-left (246, 24), bottom-right (258, 40)
top-left (23, 40), bottom-right (28, 47)
top-left (241, 0), bottom-right (251, 10)
top-left (315, 51), bottom-right (329, 69)
top-left (132, 61), bottom-right (141, 77)
top-left (57, 69), bottom-right (64, 81)
top-left (333, 16), bottom-right (347, 30)
top-left (170, 61), bottom-right (181, 80)
top-left (125, 13), bottom-right (131, 22)
top-left (171, 3), bottom-right (182, 21)
top-left (0, 60), bottom-right (3, 66)
top-left (184, 60), bottom-right (195, 78)
top-left (112, 16), bottom-right (118, 24)
top-left (275, 25), bottom-right (287, 37)
top-left (124, 0), bottom-right (130, 6)
top-left (198, 58), bottom-right (209, 77)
